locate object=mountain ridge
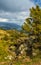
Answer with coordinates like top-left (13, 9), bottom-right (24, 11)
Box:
top-left (0, 22), bottom-right (21, 30)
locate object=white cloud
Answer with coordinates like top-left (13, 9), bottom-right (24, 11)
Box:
top-left (0, 18), bottom-right (8, 22)
top-left (0, 0), bottom-right (35, 25)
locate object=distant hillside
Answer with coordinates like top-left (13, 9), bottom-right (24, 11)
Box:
top-left (0, 22), bottom-right (21, 30)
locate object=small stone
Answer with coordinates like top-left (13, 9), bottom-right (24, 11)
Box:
top-left (32, 53), bottom-right (37, 56)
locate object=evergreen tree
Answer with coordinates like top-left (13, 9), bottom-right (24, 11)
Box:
top-left (22, 5), bottom-right (41, 57)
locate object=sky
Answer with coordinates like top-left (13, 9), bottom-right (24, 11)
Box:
top-left (0, 0), bottom-right (41, 25)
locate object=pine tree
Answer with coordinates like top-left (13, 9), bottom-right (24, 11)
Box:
top-left (22, 5), bottom-right (41, 57)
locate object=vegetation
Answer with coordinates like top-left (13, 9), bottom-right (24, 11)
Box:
top-left (22, 5), bottom-right (41, 57)
top-left (0, 5), bottom-right (41, 65)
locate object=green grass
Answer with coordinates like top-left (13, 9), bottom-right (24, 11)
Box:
top-left (0, 40), bottom-right (10, 62)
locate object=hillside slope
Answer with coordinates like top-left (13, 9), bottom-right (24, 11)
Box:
top-left (0, 22), bottom-right (21, 30)
top-left (0, 30), bottom-right (41, 65)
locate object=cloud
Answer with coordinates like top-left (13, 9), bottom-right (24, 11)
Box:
top-left (0, 11), bottom-right (30, 25)
top-left (0, 0), bottom-right (35, 12)
top-left (0, 0), bottom-right (35, 25)
top-left (0, 18), bottom-right (8, 22)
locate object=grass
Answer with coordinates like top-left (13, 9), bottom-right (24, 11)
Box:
top-left (0, 40), bottom-right (10, 62)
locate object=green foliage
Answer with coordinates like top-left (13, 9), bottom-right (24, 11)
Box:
top-left (22, 5), bottom-right (41, 57)
top-left (22, 5), bottom-right (41, 34)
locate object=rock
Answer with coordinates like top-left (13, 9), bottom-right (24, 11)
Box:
top-left (32, 53), bottom-right (37, 56)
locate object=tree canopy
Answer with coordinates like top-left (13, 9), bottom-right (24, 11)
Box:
top-left (22, 5), bottom-right (41, 57)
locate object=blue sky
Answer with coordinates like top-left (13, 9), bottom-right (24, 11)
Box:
top-left (0, 0), bottom-right (41, 25)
